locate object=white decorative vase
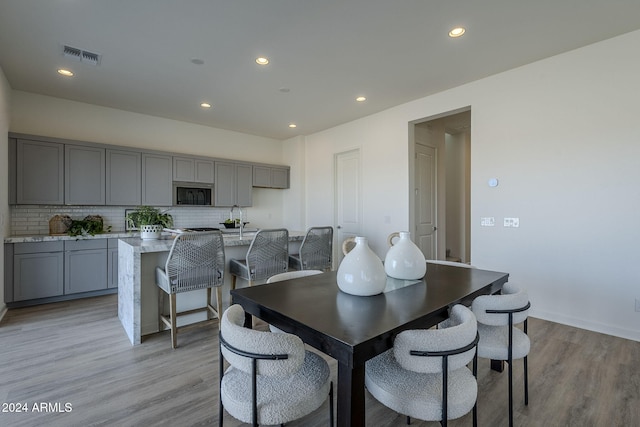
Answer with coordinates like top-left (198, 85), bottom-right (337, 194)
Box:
top-left (384, 231), bottom-right (426, 280)
top-left (140, 224), bottom-right (162, 240)
top-left (337, 237), bottom-right (387, 296)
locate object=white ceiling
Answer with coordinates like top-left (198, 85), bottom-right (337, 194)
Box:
top-left (1, 1), bottom-right (640, 140)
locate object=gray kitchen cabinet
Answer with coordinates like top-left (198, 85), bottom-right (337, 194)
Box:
top-left (215, 161), bottom-right (252, 207)
top-left (16, 139), bottom-right (64, 205)
top-left (173, 156), bottom-right (215, 183)
top-left (142, 153), bottom-right (173, 206)
top-left (65, 145), bottom-right (106, 205)
top-left (12, 242), bottom-right (64, 301)
top-left (106, 149), bottom-right (142, 205)
top-left (64, 240), bottom-right (108, 295)
top-left (253, 165), bottom-right (290, 189)
top-left (107, 238), bottom-right (118, 289)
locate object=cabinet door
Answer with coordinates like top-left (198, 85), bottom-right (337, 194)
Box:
top-left (271, 167), bottom-right (289, 189)
top-left (16, 139), bottom-right (64, 205)
top-left (142, 153), bottom-right (173, 206)
top-left (65, 248), bottom-right (108, 294)
top-left (106, 149), bottom-right (141, 206)
top-left (252, 166), bottom-right (272, 187)
top-left (194, 159), bottom-right (215, 183)
top-left (236, 164), bottom-right (253, 207)
top-left (65, 145), bottom-right (106, 205)
top-left (214, 162), bottom-right (236, 207)
top-left (14, 252), bottom-right (64, 301)
top-left (173, 157), bottom-right (195, 182)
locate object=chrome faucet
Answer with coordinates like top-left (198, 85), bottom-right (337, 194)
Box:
top-left (230, 205), bottom-right (244, 239)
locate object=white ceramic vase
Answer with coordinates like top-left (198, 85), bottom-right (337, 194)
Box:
top-left (384, 231), bottom-right (426, 280)
top-left (140, 224), bottom-right (162, 240)
top-left (337, 236), bottom-right (387, 296)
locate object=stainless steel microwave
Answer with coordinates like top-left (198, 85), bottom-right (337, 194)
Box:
top-left (173, 182), bottom-right (213, 206)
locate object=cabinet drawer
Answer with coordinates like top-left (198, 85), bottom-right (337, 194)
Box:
top-left (14, 241), bottom-right (64, 254)
top-left (64, 239), bottom-right (108, 251)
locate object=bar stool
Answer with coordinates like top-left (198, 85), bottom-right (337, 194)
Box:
top-left (289, 226), bottom-right (333, 271)
top-left (155, 230), bottom-right (225, 348)
top-left (229, 228), bottom-right (289, 289)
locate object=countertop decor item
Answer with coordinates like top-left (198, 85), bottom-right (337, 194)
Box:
top-left (126, 206), bottom-right (173, 240)
top-left (66, 215), bottom-right (111, 237)
top-left (49, 215), bottom-right (72, 235)
top-left (336, 236), bottom-right (386, 296)
top-left (384, 231), bottom-right (426, 280)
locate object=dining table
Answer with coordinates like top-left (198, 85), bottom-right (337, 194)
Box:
top-left (230, 262), bottom-right (509, 427)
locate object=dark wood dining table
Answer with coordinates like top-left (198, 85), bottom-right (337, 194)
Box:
top-left (230, 262), bottom-right (509, 427)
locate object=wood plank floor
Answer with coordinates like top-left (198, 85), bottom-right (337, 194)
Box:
top-left (0, 294), bottom-right (638, 426)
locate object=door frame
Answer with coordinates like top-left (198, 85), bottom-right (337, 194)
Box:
top-left (333, 148), bottom-right (362, 265)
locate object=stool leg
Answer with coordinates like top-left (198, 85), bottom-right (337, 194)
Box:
top-left (215, 287), bottom-right (223, 329)
top-left (206, 288), bottom-right (212, 321)
top-left (231, 275), bottom-right (237, 290)
top-left (169, 293), bottom-right (177, 349)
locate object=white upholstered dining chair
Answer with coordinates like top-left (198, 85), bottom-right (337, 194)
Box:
top-left (365, 304), bottom-right (479, 426)
top-left (218, 304), bottom-right (333, 427)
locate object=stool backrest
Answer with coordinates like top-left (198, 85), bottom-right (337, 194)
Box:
top-left (246, 228), bottom-right (289, 281)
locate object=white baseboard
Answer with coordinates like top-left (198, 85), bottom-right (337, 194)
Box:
top-left (531, 308), bottom-right (640, 343)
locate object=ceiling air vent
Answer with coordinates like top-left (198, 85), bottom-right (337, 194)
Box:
top-left (62, 44), bottom-right (101, 66)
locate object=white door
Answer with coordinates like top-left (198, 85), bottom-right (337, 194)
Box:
top-left (334, 149), bottom-right (362, 263)
top-left (415, 144), bottom-right (437, 259)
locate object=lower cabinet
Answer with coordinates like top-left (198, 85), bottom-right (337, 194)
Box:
top-left (8, 238), bottom-right (118, 306)
top-left (64, 240), bottom-right (108, 294)
top-left (13, 242), bottom-right (64, 301)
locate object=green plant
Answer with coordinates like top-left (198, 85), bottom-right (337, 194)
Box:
top-left (126, 206), bottom-right (173, 229)
top-left (67, 216), bottom-right (112, 237)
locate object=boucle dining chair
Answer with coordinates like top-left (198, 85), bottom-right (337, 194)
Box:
top-left (365, 304), bottom-right (479, 427)
top-left (472, 283), bottom-right (530, 427)
top-left (266, 269), bottom-right (323, 333)
top-left (288, 226), bottom-right (333, 271)
top-left (219, 304), bottom-right (333, 427)
top-left (155, 230), bottom-right (225, 348)
top-left (229, 228), bottom-right (289, 289)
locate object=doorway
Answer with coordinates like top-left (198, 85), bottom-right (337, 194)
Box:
top-left (334, 148), bottom-right (362, 264)
top-left (412, 109), bottom-right (471, 263)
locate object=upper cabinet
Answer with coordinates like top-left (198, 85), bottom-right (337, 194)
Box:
top-left (16, 139), bottom-right (64, 205)
top-left (65, 145), bottom-right (106, 205)
top-left (173, 156), bottom-right (214, 183)
top-left (215, 161), bottom-right (252, 207)
top-left (106, 149), bottom-right (141, 206)
top-left (142, 153), bottom-right (173, 206)
top-left (253, 165), bottom-right (290, 189)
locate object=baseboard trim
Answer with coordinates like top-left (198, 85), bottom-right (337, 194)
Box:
top-left (532, 308), bottom-right (640, 342)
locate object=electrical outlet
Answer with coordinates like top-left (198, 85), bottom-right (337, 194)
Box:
top-left (504, 217), bottom-right (520, 228)
top-left (636, 298), bottom-right (640, 312)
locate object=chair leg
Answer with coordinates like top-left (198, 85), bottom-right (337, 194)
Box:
top-left (231, 275), bottom-right (237, 290)
top-left (329, 381), bottom-right (334, 427)
top-left (169, 293), bottom-right (177, 349)
top-left (158, 289), bottom-right (165, 333)
top-left (524, 355), bottom-right (529, 405)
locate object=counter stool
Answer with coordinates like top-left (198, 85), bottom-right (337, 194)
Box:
top-left (155, 230), bottom-right (225, 348)
top-left (229, 228), bottom-right (289, 289)
top-left (289, 226), bottom-right (333, 271)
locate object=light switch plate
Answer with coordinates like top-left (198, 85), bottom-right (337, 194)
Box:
top-left (481, 217), bottom-right (495, 227)
top-left (504, 217), bottom-right (520, 228)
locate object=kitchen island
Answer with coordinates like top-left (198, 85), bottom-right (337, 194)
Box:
top-left (117, 231), bottom-right (305, 345)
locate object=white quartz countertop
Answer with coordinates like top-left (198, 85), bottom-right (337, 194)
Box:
top-left (5, 230), bottom-right (306, 246)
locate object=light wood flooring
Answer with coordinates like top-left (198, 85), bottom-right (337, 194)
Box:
top-left (0, 294), bottom-right (638, 426)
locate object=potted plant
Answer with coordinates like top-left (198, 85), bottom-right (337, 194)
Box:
top-left (126, 206), bottom-right (173, 240)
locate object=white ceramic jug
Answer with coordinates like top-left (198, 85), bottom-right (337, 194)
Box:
top-left (337, 237), bottom-right (386, 296)
top-left (384, 231), bottom-right (426, 280)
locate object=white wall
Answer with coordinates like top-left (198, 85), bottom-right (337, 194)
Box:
top-left (292, 30), bottom-right (640, 341)
top-left (0, 67), bottom-right (10, 318)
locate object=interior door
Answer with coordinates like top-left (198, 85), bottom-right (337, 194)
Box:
top-left (415, 143), bottom-right (437, 259)
top-left (334, 149), bottom-right (362, 263)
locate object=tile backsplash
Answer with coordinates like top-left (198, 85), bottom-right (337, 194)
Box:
top-left (9, 205), bottom-right (238, 236)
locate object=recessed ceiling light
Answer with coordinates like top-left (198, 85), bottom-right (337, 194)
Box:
top-left (288, 123), bottom-right (297, 128)
top-left (57, 69), bottom-right (74, 77)
top-left (255, 57), bottom-right (269, 65)
top-left (200, 102), bottom-right (211, 108)
top-left (191, 58), bottom-right (205, 65)
top-left (448, 27), bottom-right (466, 38)
top-left (356, 96), bottom-right (366, 102)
